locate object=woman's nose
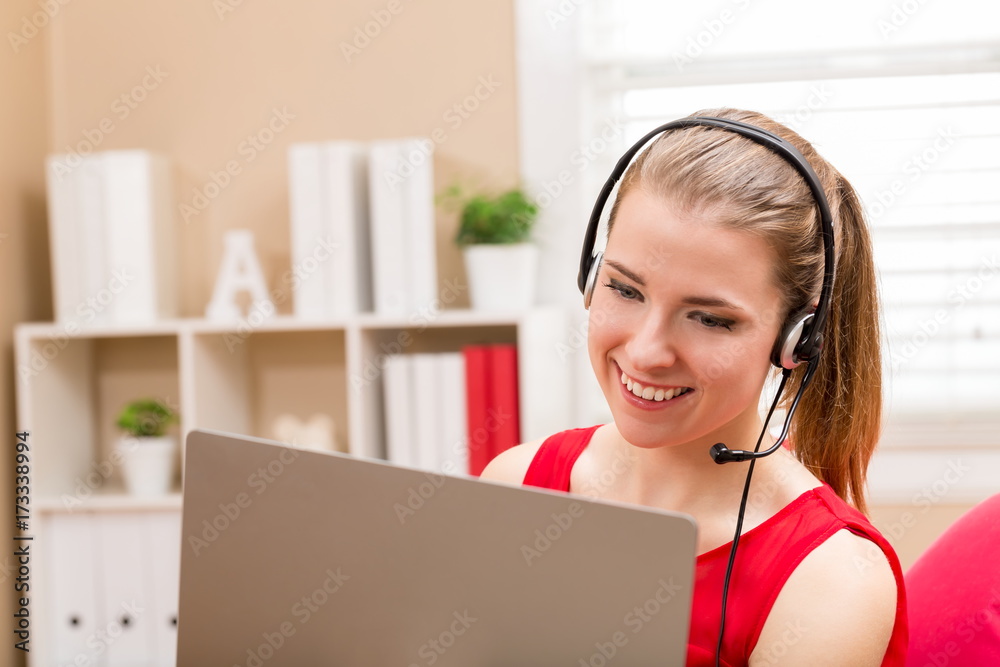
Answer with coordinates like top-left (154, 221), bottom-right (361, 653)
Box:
top-left (624, 312), bottom-right (678, 372)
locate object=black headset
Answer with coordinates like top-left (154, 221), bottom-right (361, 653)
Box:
top-left (577, 115), bottom-right (835, 461)
top-left (578, 116), bottom-right (834, 371)
top-left (576, 116), bottom-right (836, 665)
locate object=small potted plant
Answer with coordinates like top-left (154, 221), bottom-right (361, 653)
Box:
top-left (444, 186), bottom-right (540, 311)
top-left (115, 398), bottom-right (179, 496)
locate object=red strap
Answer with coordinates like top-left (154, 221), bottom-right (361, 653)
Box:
top-left (522, 425), bottom-right (601, 491)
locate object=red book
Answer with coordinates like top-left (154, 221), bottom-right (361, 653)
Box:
top-left (489, 344), bottom-right (521, 459)
top-left (462, 345), bottom-right (493, 476)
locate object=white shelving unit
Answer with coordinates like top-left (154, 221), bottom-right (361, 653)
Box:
top-left (16, 306), bottom-right (574, 666)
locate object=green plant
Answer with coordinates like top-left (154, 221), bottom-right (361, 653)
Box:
top-left (116, 398), bottom-right (178, 438)
top-left (444, 186), bottom-right (539, 245)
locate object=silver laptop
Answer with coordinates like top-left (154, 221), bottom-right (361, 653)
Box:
top-left (177, 429), bottom-right (697, 666)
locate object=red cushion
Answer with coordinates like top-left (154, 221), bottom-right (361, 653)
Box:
top-left (904, 493), bottom-right (1000, 666)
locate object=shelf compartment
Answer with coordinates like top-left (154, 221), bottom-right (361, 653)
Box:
top-left (16, 331), bottom-right (180, 501)
top-left (183, 329), bottom-right (348, 453)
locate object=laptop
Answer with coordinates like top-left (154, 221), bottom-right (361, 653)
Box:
top-left (177, 429), bottom-right (697, 666)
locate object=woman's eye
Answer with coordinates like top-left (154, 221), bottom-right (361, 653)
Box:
top-left (693, 313), bottom-right (734, 330)
top-left (603, 281), bottom-right (640, 300)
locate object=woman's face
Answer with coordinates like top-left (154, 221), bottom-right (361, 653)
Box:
top-left (588, 188), bottom-right (787, 452)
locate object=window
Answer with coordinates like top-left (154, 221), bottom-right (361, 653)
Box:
top-left (575, 1), bottom-right (1000, 442)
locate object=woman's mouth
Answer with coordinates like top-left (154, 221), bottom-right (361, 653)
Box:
top-left (617, 365), bottom-right (693, 405)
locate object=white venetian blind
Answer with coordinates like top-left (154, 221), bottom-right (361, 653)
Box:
top-left (576, 1), bottom-right (1000, 440)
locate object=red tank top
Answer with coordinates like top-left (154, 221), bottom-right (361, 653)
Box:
top-left (522, 425), bottom-right (909, 666)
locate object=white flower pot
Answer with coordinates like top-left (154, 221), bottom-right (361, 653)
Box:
top-left (463, 243), bottom-right (539, 311)
top-left (116, 435), bottom-right (177, 496)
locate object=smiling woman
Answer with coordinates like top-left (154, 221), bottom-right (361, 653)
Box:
top-left (590, 191), bottom-right (785, 452)
top-left (481, 109), bottom-right (907, 666)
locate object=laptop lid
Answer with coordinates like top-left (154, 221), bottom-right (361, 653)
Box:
top-left (177, 429), bottom-right (697, 666)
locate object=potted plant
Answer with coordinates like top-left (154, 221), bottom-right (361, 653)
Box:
top-left (444, 186), bottom-right (540, 311)
top-left (115, 398), bottom-right (179, 496)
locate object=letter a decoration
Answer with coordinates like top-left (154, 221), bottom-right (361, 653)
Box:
top-left (205, 230), bottom-right (276, 320)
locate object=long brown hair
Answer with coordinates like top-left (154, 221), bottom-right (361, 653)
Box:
top-left (607, 108), bottom-right (882, 514)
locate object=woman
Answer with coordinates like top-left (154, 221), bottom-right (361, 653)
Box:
top-left (481, 108), bottom-right (907, 665)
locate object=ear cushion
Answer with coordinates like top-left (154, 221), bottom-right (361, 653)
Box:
top-left (583, 251), bottom-right (604, 309)
top-left (772, 311), bottom-right (814, 369)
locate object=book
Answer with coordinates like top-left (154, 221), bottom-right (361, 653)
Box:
top-left (323, 142), bottom-right (371, 317)
top-left (463, 344), bottom-right (494, 476)
top-left (437, 352), bottom-right (469, 477)
top-left (287, 143), bottom-right (326, 319)
top-left (45, 155), bottom-right (85, 324)
top-left (490, 343), bottom-right (521, 458)
top-left (382, 354), bottom-right (415, 468)
top-left (367, 138), bottom-right (437, 317)
top-left (102, 151), bottom-right (175, 323)
top-left (288, 142), bottom-right (371, 319)
top-left (411, 352), bottom-right (441, 472)
top-left (45, 150), bottom-right (175, 326)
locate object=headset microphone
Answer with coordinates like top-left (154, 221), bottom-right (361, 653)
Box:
top-left (709, 444), bottom-right (755, 463)
top-left (709, 362), bottom-right (817, 464)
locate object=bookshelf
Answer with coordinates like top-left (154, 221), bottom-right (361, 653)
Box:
top-left (15, 305), bottom-right (573, 665)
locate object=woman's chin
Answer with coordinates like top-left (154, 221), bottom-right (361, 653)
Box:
top-left (611, 418), bottom-right (682, 451)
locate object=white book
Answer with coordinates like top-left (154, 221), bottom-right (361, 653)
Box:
top-left (368, 140), bottom-right (412, 316)
top-left (411, 352), bottom-right (441, 472)
top-left (437, 352), bottom-right (469, 477)
top-left (102, 151), bottom-right (176, 324)
top-left (289, 142), bottom-right (373, 319)
top-left (78, 157), bottom-right (108, 324)
top-left (45, 156), bottom-right (83, 324)
top-left (399, 139), bottom-right (437, 315)
top-left (383, 354), bottom-right (415, 468)
top-left (288, 144), bottom-right (327, 319)
top-left (45, 151), bottom-right (175, 326)
top-left (323, 142), bottom-right (371, 317)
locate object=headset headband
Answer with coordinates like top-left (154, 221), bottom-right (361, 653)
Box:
top-left (577, 116), bottom-right (835, 368)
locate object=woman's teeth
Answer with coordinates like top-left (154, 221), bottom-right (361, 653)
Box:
top-left (620, 372), bottom-right (690, 402)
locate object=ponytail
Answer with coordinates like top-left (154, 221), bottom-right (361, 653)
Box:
top-left (785, 174), bottom-right (882, 515)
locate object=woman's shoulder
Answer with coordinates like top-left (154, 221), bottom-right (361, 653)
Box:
top-left (750, 524), bottom-right (900, 666)
top-left (479, 425), bottom-right (605, 485)
top-left (478, 437), bottom-right (547, 485)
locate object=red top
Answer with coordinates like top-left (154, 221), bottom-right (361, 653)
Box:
top-left (522, 425), bottom-right (909, 666)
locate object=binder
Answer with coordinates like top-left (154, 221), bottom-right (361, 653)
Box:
top-left (98, 513), bottom-right (155, 665)
top-left (45, 514), bottom-right (103, 665)
top-left (288, 143), bottom-right (327, 319)
top-left (438, 352), bottom-right (469, 477)
top-left (383, 354), bottom-right (416, 468)
top-left (368, 139), bottom-right (437, 316)
top-left (411, 352), bottom-right (441, 472)
top-left (490, 343), bottom-right (521, 457)
top-left (102, 151), bottom-right (175, 323)
top-left (288, 142), bottom-right (371, 319)
top-left (146, 512), bottom-right (181, 666)
top-left (463, 345), bottom-right (494, 476)
top-left (45, 150), bottom-right (176, 325)
top-left (323, 142), bottom-right (371, 316)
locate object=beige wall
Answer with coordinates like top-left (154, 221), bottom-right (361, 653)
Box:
top-left (2, 0), bottom-right (52, 664)
top-left (47, 0), bottom-right (520, 316)
top-left (870, 503), bottom-right (975, 572)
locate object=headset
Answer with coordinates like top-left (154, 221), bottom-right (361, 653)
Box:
top-left (576, 116), bottom-right (835, 666)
